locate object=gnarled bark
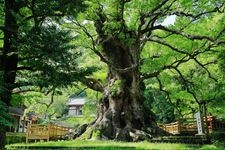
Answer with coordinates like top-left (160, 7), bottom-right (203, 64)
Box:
top-left (76, 37), bottom-right (160, 141)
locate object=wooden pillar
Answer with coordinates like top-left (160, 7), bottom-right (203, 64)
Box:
top-left (202, 101), bottom-right (209, 136)
top-left (177, 121), bottom-right (181, 134)
top-left (26, 123), bottom-right (30, 143)
top-left (18, 115), bottom-right (23, 132)
top-left (16, 115), bottom-right (20, 132)
top-left (47, 124), bottom-right (50, 142)
top-left (22, 116), bottom-right (25, 133)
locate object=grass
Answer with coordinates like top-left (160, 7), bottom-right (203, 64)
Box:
top-left (60, 116), bottom-right (95, 128)
top-left (6, 140), bottom-right (225, 150)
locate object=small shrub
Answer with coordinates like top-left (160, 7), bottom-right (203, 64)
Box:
top-left (6, 132), bottom-right (26, 144)
top-left (210, 131), bottom-right (225, 142)
top-left (91, 129), bottom-right (101, 140)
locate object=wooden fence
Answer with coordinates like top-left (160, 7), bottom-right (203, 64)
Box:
top-left (159, 121), bottom-right (197, 135)
top-left (159, 118), bottom-right (225, 135)
top-left (208, 119), bottom-right (225, 133)
top-left (26, 124), bottom-right (70, 143)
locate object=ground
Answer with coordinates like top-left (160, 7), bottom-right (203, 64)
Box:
top-left (6, 140), bottom-right (225, 150)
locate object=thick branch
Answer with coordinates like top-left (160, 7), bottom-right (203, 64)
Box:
top-left (141, 42), bottom-right (216, 81)
top-left (74, 21), bottom-right (110, 65)
top-left (140, 1), bottom-right (225, 41)
top-left (138, 0), bottom-right (175, 36)
top-left (17, 66), bottom-right (34, 71)
top-left (171, 67), bottom-right (200, 104)
top-left (74, 21), bottom-right (138, 74)
top-left (80, 77), bottom-right (104, 92)
top-left (141, 55), bottom-right (191, 80)
top-left (172, 66), bottom-right (194, 86)
top-left (168, 2), bottom-right (225, 19)
top-left (116, 0), bottom-right (128, 34)
top-left (143, 25), bottom-right (216, 42)
top-left (147, 38), bottom-right (189, 54)
top-left (12, 88), bottom-right (37, 94)
top-left (192, 57), bottom-right (217, 82)
top-left (141, 71), bottom-right (160, 81)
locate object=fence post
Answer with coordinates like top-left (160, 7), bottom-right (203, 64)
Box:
top-left (47, 124), bottom-right (50, 142)
top-left (26, 123), bottom-right (30, 143)
top-left (177, 121), bottom-right (181, 134)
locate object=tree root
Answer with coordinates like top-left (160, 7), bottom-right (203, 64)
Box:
top-left (73, 123), bottom-right (157, 142)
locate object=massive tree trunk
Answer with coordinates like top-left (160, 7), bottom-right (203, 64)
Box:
top-left (0, 0), bottom-right (19, 149)
top-left (77, 37), bottom-right (159, 141)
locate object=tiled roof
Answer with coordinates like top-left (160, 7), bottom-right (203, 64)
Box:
top-left (67, 97), bottom-right (85, 106)
top-left (9, 107), bottom-right (24, 116)
top-left (26, 111), bottom-right (39, 118)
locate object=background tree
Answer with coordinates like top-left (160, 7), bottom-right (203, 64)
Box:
top-left (0, 0), bottom-right (85, 148)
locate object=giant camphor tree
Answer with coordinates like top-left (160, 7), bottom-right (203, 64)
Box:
top-left (70, 0), bottom-right (225, 141)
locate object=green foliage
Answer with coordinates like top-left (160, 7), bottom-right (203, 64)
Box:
top-left (218, 45), bottom-right (225, 74)
top-left (144, 88), bottom-right (175, 123)
top-left (60, 117), bottom-right (94, 128)
top-left (82, 87), bottom-right (102, 117)
top-left (0, 101), bottom-right (12, 127)
top-left (0, 0), bottom-right (89, 114)
top-left (10, 94), bottom-right (24, 107)
top-left (141, 28), bottom-right (224, 118)
top-left (6, 132), bottom-right (25, 145)
top-left (0, 71), bottom-right (4, 94)
top-left (17, 25), bottom-right (94, 89)
top-left (91, 129), bottom-right (101, 140)
top-left (109, 80), bottom-right (123, 96)
top-left (210, 131), bottom-right (225, 142)
top-left (24, 91), bottom-right (68, 120)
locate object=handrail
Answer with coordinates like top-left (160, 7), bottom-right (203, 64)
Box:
top-left (159, 118), bottom-right (225, 135)
top-left (26, 123), bottom-right (70, 143)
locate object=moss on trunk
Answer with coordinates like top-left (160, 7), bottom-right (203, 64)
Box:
top-left (75, 37), bottom-right (160, 141)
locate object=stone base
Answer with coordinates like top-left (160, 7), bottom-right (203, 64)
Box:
top-left (195, 133), bottom-right (206, 138)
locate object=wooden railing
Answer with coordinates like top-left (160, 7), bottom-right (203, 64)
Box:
top-left (26, 124), bottom-right (70, 143)
top-left (211, 120), bottom-right (225, 130)
top-left (159, 121), bottom-right (181, 134)
top-left (159, 118), bottom-right (225, 135)
top-left (159, 121), bottom-right (197, 135)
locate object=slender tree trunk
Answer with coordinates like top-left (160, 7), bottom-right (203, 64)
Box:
top-left (0, 0), bottom-right (19, 149)
top-left (0, 127), bottom-right (6, 150)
